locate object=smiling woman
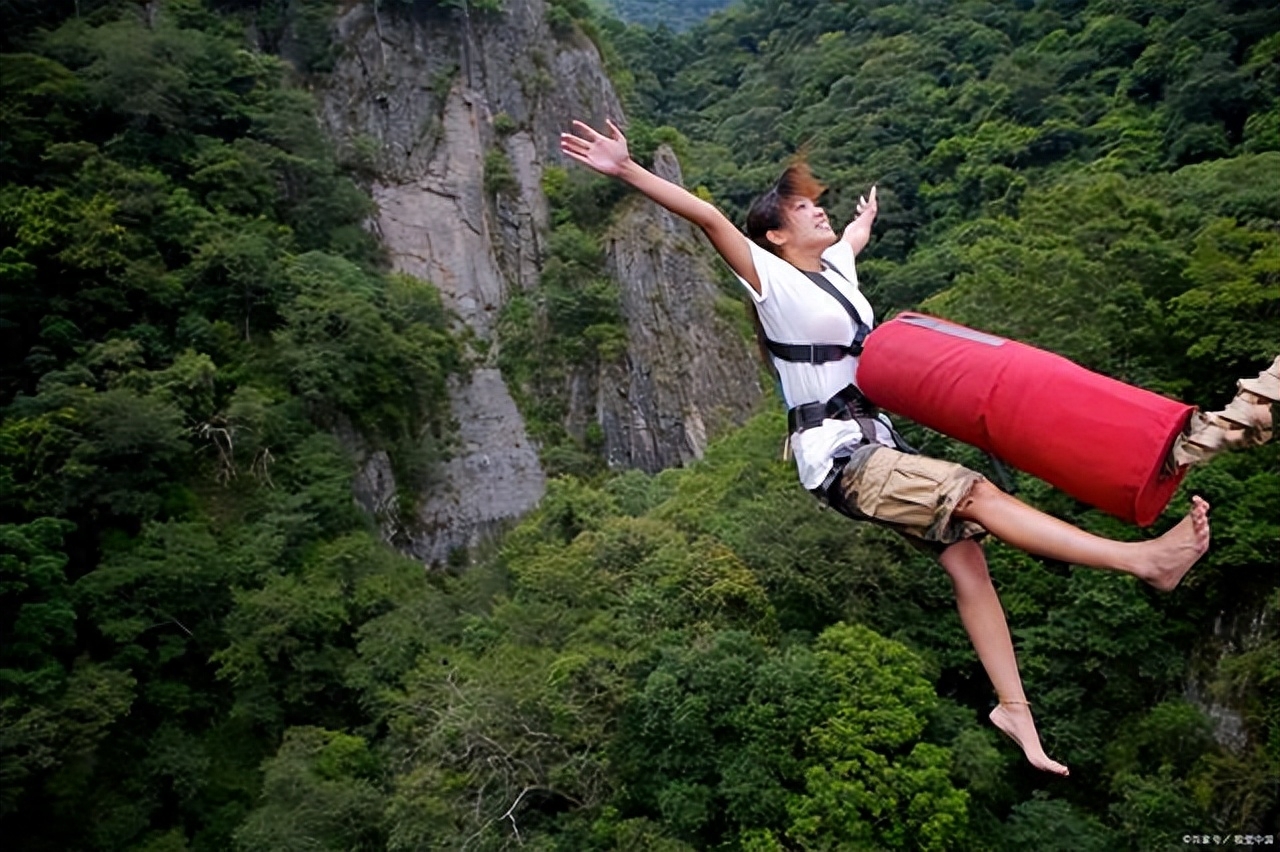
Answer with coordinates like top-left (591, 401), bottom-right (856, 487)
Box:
top-left (560, 117), bottom-right (1217, 776)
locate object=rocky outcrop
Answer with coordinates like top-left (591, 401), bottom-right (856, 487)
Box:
top-left (315, 1), bottom-right (761, 562)
top-left (320, 0), bottom-right (622, 329)
top-left (1186, 600), bottom-right (1275, 755)
top-left (413, 367), bottom-right (548, 565)
top-left (599, 147), bottom-right (763, 470)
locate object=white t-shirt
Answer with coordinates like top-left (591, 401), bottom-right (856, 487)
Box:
top-left (735, 239), bottom-right (898, 490)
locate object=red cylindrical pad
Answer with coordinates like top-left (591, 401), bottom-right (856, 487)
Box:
top-left (858, 313), bottom-right (1192, 526)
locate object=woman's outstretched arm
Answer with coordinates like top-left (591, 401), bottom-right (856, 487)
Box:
top-left (841, 184), bottom-right (877, 256)
top-left (560, 119), bottom-right (762, 294)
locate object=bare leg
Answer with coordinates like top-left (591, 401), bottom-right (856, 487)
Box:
top-left (953, 481), bottom-right (1211, 592)
top-left (938, 540), bottom-right (1069, 776)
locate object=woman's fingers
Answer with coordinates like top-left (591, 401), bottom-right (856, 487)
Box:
top-left (561, 133), bottom-right (608, 173)
top-left (560, 137), bottom-right (597, 165)
top-left (560, 132), bottom-right (590, 152)
top-left (563, 118), bottom-right (629, 175)
top-left (572, 119), bottom-right (602, 140)
top-left (856, 185), bottom-right (878, 217)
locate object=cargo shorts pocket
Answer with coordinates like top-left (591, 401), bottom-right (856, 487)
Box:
top-left (855, 463), bottom-right (949, 529)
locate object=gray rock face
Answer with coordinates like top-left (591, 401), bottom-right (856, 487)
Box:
top-left (413, 368), bottom-right (547, 564)
top-left (1185, 605), bottom-right (1274, 755)
top-left (322, 0), bottom-right (622, 334)
top-left (600, 147), bottom-right (763, 471)
top-left (316, 1), bottom-right (760, 561)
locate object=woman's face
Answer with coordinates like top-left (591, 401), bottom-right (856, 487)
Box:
top-left (770, 195), bottom-right (837, 253)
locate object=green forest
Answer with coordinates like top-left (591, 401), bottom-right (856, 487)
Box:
top-left (1, 1), bottom-right (1278, 850)
top-left (593, 0), bottom-right (738, 31)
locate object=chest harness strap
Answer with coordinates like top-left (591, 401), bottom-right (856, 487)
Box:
top-left (761, 264), bottom-right (917, 468)
top-left (763, 263), bottom-right (872, 365)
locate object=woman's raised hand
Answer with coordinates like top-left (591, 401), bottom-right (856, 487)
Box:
top-left (856, 185), bottom-right (878, 221)
top-left (560, 119), bottom-right (631, 177)
top-left (842, 184), bottom-right (879, 255)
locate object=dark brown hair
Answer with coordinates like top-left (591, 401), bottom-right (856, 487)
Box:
top-left (744, 160), bottom-right (826, 255)
top-left (743, 160), bottom-right (826, 377)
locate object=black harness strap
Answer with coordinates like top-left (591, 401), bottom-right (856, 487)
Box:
top-left (787, 383), bottom-right (918, 455)
top-left (788, 383), bottom-right (876, 433)
top-left (765, 341), bottom-right (852, 363)
top-left (763, 263), bottom-right (872, 365)
top-left (801, 267), bottom-right (872, 354)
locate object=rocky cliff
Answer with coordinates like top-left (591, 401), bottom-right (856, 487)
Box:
top-left (315, 0), bottom-right (762, 563)
top-left (598, 146), bottom-right (763, 472)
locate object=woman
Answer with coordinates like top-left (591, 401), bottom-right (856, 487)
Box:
top-left (560, 119), bottom-right (1211, 776)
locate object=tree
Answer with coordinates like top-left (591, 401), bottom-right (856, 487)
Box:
top-left (234, 727), bottom-right (385, 852)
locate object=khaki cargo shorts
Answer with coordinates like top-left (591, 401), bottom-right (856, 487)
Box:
top-left (821, 444), bottom-right (988, 550)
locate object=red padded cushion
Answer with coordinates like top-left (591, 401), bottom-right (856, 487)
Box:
top-left (858, 313), bottom-right (1192, 526)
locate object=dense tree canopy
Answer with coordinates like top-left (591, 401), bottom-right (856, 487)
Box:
top-left (1, 2), bottom-right (459, 849)
top-left (595, 0), bottom-right (739, 31)
top-left (1, 1), bottom-right (1277, 851)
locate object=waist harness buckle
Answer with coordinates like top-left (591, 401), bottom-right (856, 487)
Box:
top-left (787, 384), bottom-right (918, 455)
top-left (787, 384), bottom-right (876, 434)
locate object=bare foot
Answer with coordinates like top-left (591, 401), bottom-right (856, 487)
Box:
top-left (1136, 496), bottom-right (1211, 592)
top-left (989, 702), bottom-right (1069, 776)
